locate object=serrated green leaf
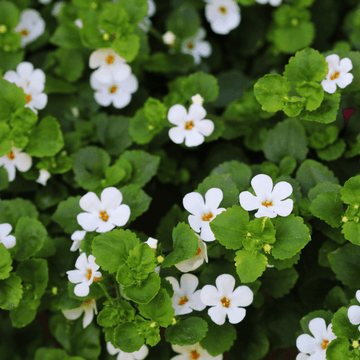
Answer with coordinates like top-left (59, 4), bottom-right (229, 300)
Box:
top-left (341, 175), bottom-right (360, 205)
top-left (308, 182), bottom-right (341, 202)
top-left (342, 221), bottom-right (360, 246)
top-left (317, 139), bottom-right (346, 161)
top-left (243, 217), bottom-right (276, 251)
top-left (283, 96), bottom-right (305, 117)
top-left (0, 79), bottom-right (26, 122)
top-left (113, 33), bottom-right (140, 63)
top-left (50, 23), bottom-right (83, 49)
top-left (326, 338), bottom-right (351, 360)
top-left (0, 273), bottom-right (23, 310)
top-left (235, 249), bottom-right (267, 283)
top-left (182, 72), bottom-right (219, 104)
top-left (97, 300), bottom-right (135, 327)
top-left (332, 307), bottom-right (360, 339)
top-left (0, 198), bottom-right (37, 229)
top-left (261, 267), bottom-right (298, 298)
top-left (296, 81), bottom-right (324, 111)
top-left (0, 245), bottom-right (12, 280)
top-left (114, 322), bottom-right (144, 353)
top-left (126, 243), bottom-right (157, 278)
top-left (52, 196), bottom-right (82, 234)
top-left (267, 252), bottom-right (301, 270)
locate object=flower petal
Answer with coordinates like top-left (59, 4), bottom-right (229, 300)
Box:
top-left (74, 282), bottom-right (90, 297)
top-left (272, 199), bottom-right (294, 217)
top-left (83, 306), bottom-right (94, 328)
top-left (184, 130), bottom-right (205, 147)
top-left (101, 187), bottom-right (122, 211)
top-left (62, 307), bottom-right (83, 320)
top-left (3, 161), bottom-right (16, 182)
top-left (106, 341), bottom-right (120, 356)
top-left (183, 192), bottom-right (205, 215)
top-left (169, 126), bottom-right (186, 144)
top-left (188, 289), bottom-right (206, 311)
top-left (71, 230), bottom-right (87, 241)
top-left (251, 174), bottom-right (273, 199)
top-left (325, 54), bottom-right (340, 68)
top-left (166, 276), bottom-right (180, 292)
top-left (308, 318), bottom-right (327, 341)
top-left (200, 222), bottom-right (215, 242)
top-left (168, 104), bottom-right (188, 125)
top-left (14, 152), bottom-right (32, 172)
top-left (180, 273), bottom-right (199, 294)
top-left (2, 235), bottom-right (16, 249)
top-left (77, 213), bottom-right (100, 232)
top-left (204, 188), bottom-right (223, 211)
top-left (239, 191), bottom-right (261, 211)
top-left (337, 73), bottom-right (354, 88)
top-left (96, 220), bottom-right (115, 233)
top-left (339, 57), bottom-right (353, 73)
top-left (227, 306), bottom-right (246, 324)
top-left (356, 290), bottom-right (360, 303)
top-left (112, 92), bottom-right (132, 109)
top-left (271, 181), bottom-right (293, 200)
top-left (75, 252), bottom-right (89, 270)
top-left (215, 274), bottom-right (235, 297)
top-left (321, 79), bottom-right (337, 94)
top-left (109, 205), bottom-right (131, 227)
top-left (16, 61), bottom-right (34, 79)
top-left (0, 223), bottom-right (12, 238)
top-left (188, 214), bottom-right (201, 233)
top-left (67, 269), bottom-right (85, 284)
top-left (133, 344), bottom-right (149, 360)
top-left (200, 284), bottom-right (221, 306)
top-left (230, 285), bottom-right (253, 307)
top-left (188, 104), bottom-right (206, 121)
top-left (79, 192), bottom-right (101, 212)
top-left (208, 305), bottom-right (227, 325)
top-left (348, 305), bottom-right (360, 325)
top-left (196, 119), bottom-right (214, 136)
top-left (296, 334), bottom-right (320, 354)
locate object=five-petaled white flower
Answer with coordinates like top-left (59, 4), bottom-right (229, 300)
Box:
top-left (62, 298), bottom-right (97, 328)
top-left (175, 234), bottom-right (208, 273)
top-left (163, 31), bottom-right (176, 46)
top-left (0, 223), bottom-right (16, 249)
top-left (296, 317), bottom-right (336, 360)
top-left (77, 187), bottom-right (130, 233)
top-left (181, 28), bottom-right (212, 65)
top-left (205, 0), bottom-right (241, 35)
top-left (15, 9), bottom-right (46, 47)
top-left (70, 230), bottom-right (87, 252)
top-left (255, 0), bottom-right (282, 6)
top-left (191, 94), bottom-right (204, 106)
top-left (145, 237), bottom-right (158, 250)
top-left (168, 104), bottom-right (214, 147)
top-left (200, 274), bottom-right (253, 325)
top-left (3, 62), bottom-right (47, 114)
top-left (321, 54), bottom-right (354, 94)
top-left (347, 290), bottom-right (360, 330)
top-left (183, 188), bottom-right (225, 242)
top-left (166, 274), bottom-right (206, 315)
top-left (107, 342), bottom-right (149, 360)
top-left (67, 253), bottom-right (102, 297)
top-left (0, 147), bottom-right (32, 182)
top-left (239, 174), bottom-right (293, 218)
top-left (36, 169), bottom-right (51, 186)
top-left (171, 343), bottom-right (223, 360)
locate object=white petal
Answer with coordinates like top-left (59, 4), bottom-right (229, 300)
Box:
top-left (101, 187), bottom-right (122, 211)
top-left (77, 213), bottom-right (100, 232)
top-left (272, 199), bottom-right (293, 217)
top-left (133, 344), bottom-right (149, 360)
top-left (251, 174), bottom-right (273, 199)
top-left (356, 290), bottom-right (360, 303)
top-left (71, 230), bottom-right (87, 241)
top-left (110, 204), bottom-right (131, 227)
top-left (188, 289), bottom-right (206, 311)
top-left (3, 161), bottom-right (16, 182)
top-left (183, 192), bottom-right (205, 216)
top-left (169, 126), bottom-right (186, 144)
top-left (208, 305), bottom-right (227, 325)
top-left (205, 188), bottom-right (223, 211)
top-left (188, 215), bottom-right (202, 233)
top-left (119, 74), bottom-right (138, 94)
top-left (62, 307), bottom-right (83, 320)
top-left (296, 353), bottom-right (310, 360)
top-left (0, 223), bottom-right (12, 238)
top-left (348, 305), bottom-right (360, 325)
top-left (339, 57), bottom-right (353, 73)
top-left (83, 306), bottom-right (94, 328)
top-left (271, 181), bottom-right (293, 200)
top-left (215, 274), bottom-right (235, 297)
top-left (230, 286), bottom-right (253, 307)
top-left (239, 191), bottom-right (261, 211)
top-left (74, 282), bottom-right (90, 297)
top-left (96, 221), bottom-right (115, 233)
top-left (168, 105), bottom-right (188, 125)
top-left (166, 276), bottom-right (180, 292)
top-left (196, 41), bottom-right (212, 58)
top-left (79, 192), bottom-right (101, 212)
top-left (184, 130), bottom-right (205, 147)
top-left (180, 273), bottom-right (199, 294)
top-left (31, 93), bottom-right (47, 110)
top-left (14, 152), bottom-right (32, 172)
top-left (75, 252), bottom-right (89, 270)
top-left (321, 79), bottom-right (337, 94)
top-left (188, 104), bottom-right (206, 121)
top-left (325, 54), bottom-right (340, 68)
top-left (107, 342), bottom-right (120, 355)
top-left (227, 306), bottom-right (246, 324)
top-left (337, 73), bottom-right (354, 88)
top-left (296, 334), bottom-right (320, 354)
top-left (255, 207), bottom-right (277, 218)
top-left (308, 318), bottom-right (327, 341)
top-left (112, 92), bottom-right (132, 109)
top-left (3, 71), bottom-right (21, 85)
top-left (70, 240), bottom-right (80, 252)
top-left (1, 235), bottom-right (16, 249)
top-left (200, 222), bottom-right (215, 242)
top-left (67, 269), bottom-right (85, 284)
top-left (201, 284), bottom-right (221, 306)
top-left (16, 62), bottom-right (34, 79)
top-left (196, 119), bottom-right (214, 137)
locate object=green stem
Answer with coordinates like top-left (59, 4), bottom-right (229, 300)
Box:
top-left (114, 280), bottom-right (121, 300)
top-left (97, 282), bottom-right (114, 304)
top-left (207, 114), bottom-right (243, 122)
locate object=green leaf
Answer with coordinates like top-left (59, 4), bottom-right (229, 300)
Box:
top-left (317, 139), bottom-right (346, 161)
top-left (326, 338), bottom-right (351, 360)
top-left (0, 245), bottom-right (12, 280)
top-left (308, 182), bottom-right (341, 202)
top-left (243, 217), bottom-right (276, 251)
top-left (113, 33), bottom-right (140, 63)
top-left (300, 310), bottom-right (333, 335)
top-left (283, 47), bottom-right (328, 85)
top-left (162, 223), bottom-right (198, 268)
top-left (34, 348), bottom-right (71, 360)
top-left (117, 0), bottom-right (148, 23)
top-left (10, 107), bottom-right (38, 132)
top-left (283, 96), bottom-right (305, 117)
top-left (13, 217), bottom-right (47, 261)
top-left (44, 75), bottom-right (77, 94)
top-left (271, 215), bottom-right (311, 260)
top-left (182, 72), bottom-right (219, 104)
top-left (165, 317), bottom-right (208, 346)
top-left (210, 205), bottom-right (249, 250)
top-left (0, 79), bottom-right (26, 122)
top-left (261, 267), bottom-right (299, 298)
top-left (200, 321), bottom-right (237, 357)
top-left (341, 175), bottom-right (360, 205)
top-left (254, 74), bottom-right (290, 112)
top-left (97, 300), bottom-right (135, 327)
top-left (92, 229), bottom-right (140, 273)
top-left (143, 52), bottom-right (194, 73)
top-left (328, 243), bottom-right (360, 288)
top-left (10, 290), bottom-right (40, 328)
top-left (52, 196), bottom-right (82, 234)
top-left (138, 288), bottom-right (175, 327)
top-left (342, 221), bottom-right (360, 246)
top-left (135, 316), bottom-right (161, 347)
top-left (263, 119), bottom-right (308, 163)
top-left (309, 192), bottom-right (344, 228)
top-left (50, 23), bottom-right (83, 49)
top-left (166, 4), bottom-right (200, 39)
top-left (0, 50), bottom-right (24, 73)
top-left (122, 273), bottom-right (161, 304)
top-left (279, 156), bottom-right (297, 176)
top-left (0, 273), bottom-right (23, 310)
top-left (296, 81), bottom-right (324, 111)
top-left (126, 243), bottom-right (157, 279)
top-left (0, 122), bottom-right (11, 156)
top-left (0, 1), bottom-right (19, 28)
top-left (129, 109), bottom-right (162, 145)
top-left (54, 48), bottom-right (85, 83)
top-left (114, 322), bottom-right (144, 353)
top-left (332, 307), bottom-right (360, 340)
top-left (296, 159), bottom-right (339, 196)
top-left (25, 116), bottom-right (64, 157)
top-left (235, 249), bottom-right (267, 283)
top-left (73, 146), bottom-right (110, 190)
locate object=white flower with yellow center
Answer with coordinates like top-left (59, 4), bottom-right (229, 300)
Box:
top-left (166, 274), bottom-right (206, 315)
top-left (66, 253), bottom-right (102, 297)
top-left (36, 169), bottom-right (51, 186)
top-left (171, 343), bottom-right (223, 360)
top-left (321, 54), bottom-right (354, 94)
top-left (347, 290), bottom-right (360, 330)
top-left (181, 28), bottom-right (212, 65)
top-left (296, 318), bottom-right (336, 359)
top-left (255, 0), bottom-right (282, 6)
top-left (0, 223), bottom-right (16, 249)
top-left (205, 0), bottom-right (241, 35)
top-left (77, 187), bottom-right (130, 233)
top-left (14, 9), bottom-right (45, 47)
top-left (163, 31), bottom-right (176, 46)
top-left (107, 342), bottom-right (149, 360)
top-left (167, 104), bottom-right (214, 147)
top-left (3, 62), bottom-right (47, 114)
top-left (62, 298), bottom-right (97, 328)
top-left (200, 274), bottom-right (253, 325)
top-left (239, 174), bottom-right (293, 218)
top-left (0, 147), bottom-right (32, 182)
top-left (183, 188), bottom-right (225, 242)
top-left (175, 234), bottom-right (208, 273)
top-left (90, 71), bottom-right (138, 109)
top-left (70, 230), bottom-right (87, 252)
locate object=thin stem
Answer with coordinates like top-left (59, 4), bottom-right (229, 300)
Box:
top-left (97, 282), bottom-right (114, 304)
top-left (114, 280), bottom-right (121, 299)
top-left (206, 114), bottom-right (243, 122)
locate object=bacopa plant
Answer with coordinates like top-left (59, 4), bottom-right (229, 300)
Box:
top-left (2, 0), bottom-right (360, 359)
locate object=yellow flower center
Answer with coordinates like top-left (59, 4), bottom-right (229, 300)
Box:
top-left (25, 94), bottom-right (32, 103)
top-left (178, 296), bottom-right (189, 306)
top-left (188, 42), bottom-right (194, 50)
top-left (109, 85), bottom-right (117, 94)
top-left (106, 55), bottom-right (115, 64)
top-left (185, 121), bottom-right (194, 130)
top-left (99, 211), bottom-right (109, 222)
top-left (7, 151), bottom-right (15, 160)
top-left (202, 212), bottom-right (213, 221)
top-left (221, 296), bottom-right (230, 308)
top-left (20, 29), bottom-right (29, 36)
top-left (195, 247), bottom-right (202, 257)
top-left (190, 350), bottom-right (200, 359)
top-left (322, 339), bottom-right (329, 350)
top-left (330, 72), bottom-right (340, 81)
top-left (261, 200), bottom-right (273, 208)
top-left (86, 269), bottom-right (92, 280)
top-left (219, 6), bottom-right (227, 14)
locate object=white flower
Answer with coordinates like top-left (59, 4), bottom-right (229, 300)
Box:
top-left (0, 223), bottom-right (16, 249)
top-left (171, 343), bottom-right (223, 360)
top-left (14, 9), bottom-right (45, 47)
top-left (239, 174), bottom-right (293, 218)
top-left (191, 94), bottom-right (204, 106)
top-left (296, 354), bottom-right (310, 360)
top-left (205, 0), bottom-right (241, 35)
top-left (62, 298), bottom-right (97, 328)
top-left (39, 0), bottom-right (52, 4)
top-left (166, 274), bottom-right (206, 315)
top-left (168, 104), bottom-right (214, 147)
top-left (347, 290), bottom-right (360, 330)
top-left (183, 188), bottom-right (225, 242)
top-left (70, 230), bottom-right (87, 252)
top-left (321, 54), bottom-right (354, 94)
top-left (175, 235), bottom-right (208, 273)
top-left (163, 31), bottom-right (176, 46)
top-left (296, 317), bottom-right (336, 359)
top-left (74, 19), bottom-right (83, 29)
top-left (77, 187), bottom-right (130, 233)
top-left (181, 28), bottom-right (212, 65)
top-left (0, 147), bottom-right (32, 182)
top-left (107, 342), bottom-right (149, 360)
top-left (66, 253), bottom-right (102, 297)
top-left (51, 1), bottom-right (64, 16)
top-left (200, 274), bottom-right (253, 325)
top-left (36, 169), bottom-right (51, 186)
top-left (255, 0), bottom-right (282, 6)
top-left (145, 237), bottom-right (158, 250)
top-left (138, 0), bottom-right (156, 32)
top-left (3, 62), bottom-right (47, 114)
top-left (90, 71), bottom-right (138, 109)
top-left (89, 49), bottom-right (131, 83)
